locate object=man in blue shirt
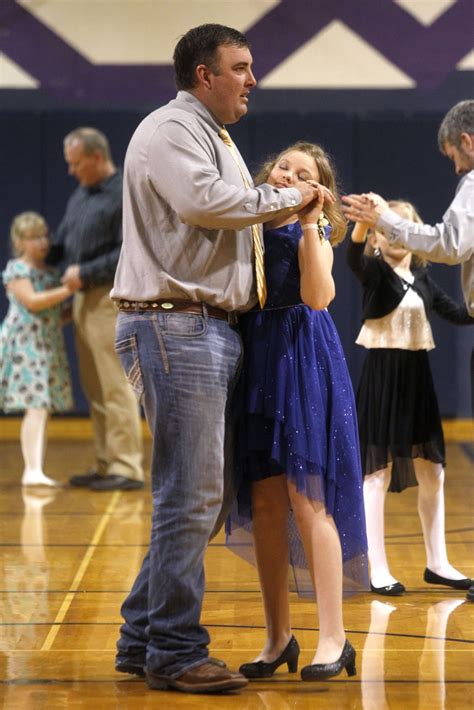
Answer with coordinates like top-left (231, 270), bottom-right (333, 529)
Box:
top-left (51, 127), bottom-right (144, 490)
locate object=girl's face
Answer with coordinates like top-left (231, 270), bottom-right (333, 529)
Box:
top-left (268, 150), bottom-right (319, 188)
top-left (18, 226), bottom-right (50, 263)
top-left (371, 231), bottom-right (410, 263)
top-left (371, 205), bottom-right (411, 263)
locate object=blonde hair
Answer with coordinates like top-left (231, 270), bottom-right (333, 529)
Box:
top-left (10, 211), bottom-right (48, 257)
top-left (254, 141), bottom-right (347, 246)
top-left (366, 199), bottom-right (427, 267)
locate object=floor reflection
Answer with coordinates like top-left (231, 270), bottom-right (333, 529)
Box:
top-left (418, 598), bottom-right (465, 709)
top-left (1, 490), bottom-right (58, 638)
top-left (361, 596), bottom-right (466, 710)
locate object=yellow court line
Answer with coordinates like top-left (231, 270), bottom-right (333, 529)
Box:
top-left (41, 491), bottom-right (122, 651)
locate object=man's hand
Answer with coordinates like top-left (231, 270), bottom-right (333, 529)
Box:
top-left (61, 264), bottom-right (83, 291)
top-left (294, 181), bottom-right (321, 210)
top-left (342, 192), bottom-right (389, 227)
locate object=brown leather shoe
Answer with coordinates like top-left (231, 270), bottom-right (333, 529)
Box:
top-left (146, 660), bottom-right (248, 694)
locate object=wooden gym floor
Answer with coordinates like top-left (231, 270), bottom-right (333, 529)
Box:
top-left (0, 418), bottom-right (473, 709)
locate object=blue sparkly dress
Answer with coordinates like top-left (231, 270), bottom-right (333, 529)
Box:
top-left (227, 223), bottom-right (368, 595)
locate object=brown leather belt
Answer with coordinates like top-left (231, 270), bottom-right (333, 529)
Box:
top-left (117, 298), bottom-right (238, 324)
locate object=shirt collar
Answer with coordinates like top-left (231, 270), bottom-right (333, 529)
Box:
top-left (175, 90), bottom-right (223, 135)
top-left (86, 169), bottom-right (120, 195)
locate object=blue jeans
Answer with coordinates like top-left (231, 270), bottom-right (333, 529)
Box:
top-left (114, 310), bottom-right (242, 677)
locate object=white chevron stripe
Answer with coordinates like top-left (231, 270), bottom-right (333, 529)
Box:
top-left (457, 50), bottom-right (474, 71)
top-left (17, 0), bottom-right (278, 64)
top-left (260, 20), bottom-right (415, 88)
top-left (0, 52), bottom-right (39, 88)
top-left (394, 0), bottom-right (457, 26)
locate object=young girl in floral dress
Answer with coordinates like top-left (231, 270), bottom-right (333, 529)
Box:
top-left (1, 212), bottom-right (77, 486)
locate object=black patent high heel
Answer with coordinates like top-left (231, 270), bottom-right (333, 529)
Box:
top-left (239, 635), bottom-right (300, 678)
top-left (301, 639), bottom-right (356, 681)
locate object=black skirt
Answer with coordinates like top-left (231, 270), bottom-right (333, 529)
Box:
top-left (356, 348), bottom-right (445, 492)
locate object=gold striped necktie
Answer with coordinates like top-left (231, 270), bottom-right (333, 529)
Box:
top-left (219, 127), bottom-right (267, 308)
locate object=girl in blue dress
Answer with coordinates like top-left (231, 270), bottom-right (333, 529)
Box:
top-left (228, 142), bottom-right (368, 681)
top-left (0, 212), bottom-right (76, 486)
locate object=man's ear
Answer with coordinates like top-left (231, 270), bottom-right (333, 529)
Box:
top-left (195, 64), bottom-right (212, 90)
top-left (459, 132), bottom-right (474, 152)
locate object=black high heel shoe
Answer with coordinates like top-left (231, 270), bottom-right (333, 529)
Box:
top-left (239, 635), bottom-right (300, 678)
top-left (301, 639), bottom-right (356, 681)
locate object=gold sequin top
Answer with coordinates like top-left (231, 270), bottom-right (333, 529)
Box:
top-left (356, 271), bottom-right (435, 351)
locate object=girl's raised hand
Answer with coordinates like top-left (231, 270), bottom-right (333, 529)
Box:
top-left (299, 180), bottom-right (335, 221)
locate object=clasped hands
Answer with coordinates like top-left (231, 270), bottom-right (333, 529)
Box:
top-left (296, 183), bottom-right (390, 227)
top-left (61, 264), bottom-right (83, 292)
top-left (342, 192), bottom-right (389, 227)
top-left (296, 179), bottom-right (336, 220)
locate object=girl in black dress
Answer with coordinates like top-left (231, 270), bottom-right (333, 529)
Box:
top-left (347, 200), bottom-right (473, 595)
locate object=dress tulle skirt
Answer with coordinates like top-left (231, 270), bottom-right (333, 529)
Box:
top-left (227, 305), bottom-right (369, 596)
top-left (356, 348), bottom-right (445, 492)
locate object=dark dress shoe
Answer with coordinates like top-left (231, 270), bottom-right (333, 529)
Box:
top-left (301, 639), bottom-right (356, 681)
top-left (115, 659), bottom-right (145, 677)
top-left (69, 471), bottom-right (103, 487)
top-left (115, 656), bottom-right (226, 676)
top-left (146, 660), bottom-right (248, 694)
top-left (424, 568), bottom-right (473, 590)
top-left (239, 635), bottom-right (300, 678)
top-left (89, 474), bottom-right (144, 491)
top-left (370, 581), bottom-right (406, 596)
top-left (467, 585), bottom-right (474, 602)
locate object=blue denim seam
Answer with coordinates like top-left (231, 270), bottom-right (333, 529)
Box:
top-left (151, 319), bottom-right (170, 374)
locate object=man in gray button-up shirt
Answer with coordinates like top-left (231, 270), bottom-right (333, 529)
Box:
top-left (113, 24), bottom-right (319, 694)
top-left (112, 80), bottom-right (309, 311)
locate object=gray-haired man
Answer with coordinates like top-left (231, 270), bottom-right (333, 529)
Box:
top-left (50, 127), bottom-right (144, 490)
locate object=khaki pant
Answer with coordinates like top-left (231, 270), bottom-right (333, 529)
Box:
top-left (73, 286), bottom-right (144, 481)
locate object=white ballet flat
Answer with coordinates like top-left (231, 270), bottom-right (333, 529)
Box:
top-left (21, 471), bottom-right (62, 487)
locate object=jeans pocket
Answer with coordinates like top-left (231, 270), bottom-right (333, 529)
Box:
top-left (161, 313), bottom-right (208, 338)
top-left (115, 333), bottom-right (144, 403)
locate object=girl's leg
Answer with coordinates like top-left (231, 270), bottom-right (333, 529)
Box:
top-left (415, 459), bottom-right (467, 580)
top-left (287, 481), bottom-right (345, 665)
top-left (21, 408), bottom-right (59, 486)
top-left (250, 475), bottom-right (293, 661)
top-left (363, 468), bottom-right (400, 588)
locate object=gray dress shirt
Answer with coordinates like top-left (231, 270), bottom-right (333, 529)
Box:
top-left (377, 170), bottom-right (474, 315)
top-left (112, 91), bottom-right (301, 312)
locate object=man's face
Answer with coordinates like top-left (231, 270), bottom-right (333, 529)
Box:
top-left (64, 140), bottom-right (103, 187)
top-left (205, 44), bottom-right (256, 125)
top-left (443, 134), bottom-right (474, 176)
